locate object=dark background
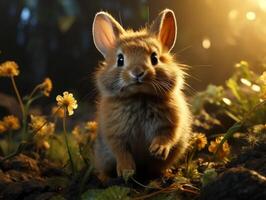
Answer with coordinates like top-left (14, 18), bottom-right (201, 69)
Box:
top-left (1, 0), bottom-right (266, 103)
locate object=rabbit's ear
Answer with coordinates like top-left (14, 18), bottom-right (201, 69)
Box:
top-left (150, 9), bottom-right (177, 51)
top-left (93, 11), bottom-right (124, 57)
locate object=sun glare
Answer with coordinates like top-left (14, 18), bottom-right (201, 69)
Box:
top-left (259, 0), bottom-right (266, 11)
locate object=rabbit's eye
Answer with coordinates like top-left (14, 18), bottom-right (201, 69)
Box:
top-left (117, 53), bottom-right (124, 67)
top-left (151, 52), bottom-right (158, 66)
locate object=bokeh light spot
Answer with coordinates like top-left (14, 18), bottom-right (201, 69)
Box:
top-left (228, 9), bottom-right (238, 20)
top-left (246, 11), bottom-right (256, 21)
top-left (240, 78), bottom-right (252, 86)
top-left (202, 38), bottom-right (211, 49)
top-left (251, 84), bottom-right (261, 92)
top-left (222, 97), bottom-right (232, 106)
top-left (21, 7), bottom-right (30, 22)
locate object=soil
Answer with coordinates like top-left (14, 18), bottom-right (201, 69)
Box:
top-left (200, 142), bottom-right (266, 200)
top-left (0, 138), bottom-right (265, 199)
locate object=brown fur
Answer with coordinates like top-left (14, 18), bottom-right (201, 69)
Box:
top-left (92, 9), bottom-right (192, 179)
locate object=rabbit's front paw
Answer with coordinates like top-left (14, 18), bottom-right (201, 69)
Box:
top-left (116, 158), bottom-right (136, 177)
top-left (149, 138), bottom-right (171, 160)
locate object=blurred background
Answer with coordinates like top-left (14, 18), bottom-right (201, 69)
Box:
top-left (1, 0), bottom-right (266, 104)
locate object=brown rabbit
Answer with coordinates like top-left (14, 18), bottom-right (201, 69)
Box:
top-left (92, 9), bottom-right (192, 179)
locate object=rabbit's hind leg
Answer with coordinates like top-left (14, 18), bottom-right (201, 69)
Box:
top-left (93, 135), bottom-right (116, 181)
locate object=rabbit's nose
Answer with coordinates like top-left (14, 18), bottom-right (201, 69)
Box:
top-left (135, 71), bottom-right (145, 78)
top-left (130, 70), bottom-right (145, 80)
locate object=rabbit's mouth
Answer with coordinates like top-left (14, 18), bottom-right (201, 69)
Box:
top-left (120, 81), bottom-right (145, 92)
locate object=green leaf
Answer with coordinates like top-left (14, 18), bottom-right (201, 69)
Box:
top-left (82, 186), bottom-right (131, 200)
top-left (191, 84), bottom-right (224, 114)
top-left (201, 168), bottom-right (218, 187)
top-left (216, 122), bottom-right (242, 155)
top-left (226, 78), bottom-right (241, 101)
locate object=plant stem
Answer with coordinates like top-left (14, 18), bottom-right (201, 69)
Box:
top-left (2, 107), bottom-right (64, 162)
top-left (1, 142), bottom-right (27, 162)
top-left (10, 76), bottom-right (25, 118)
top-left (10, 76), bottom-right (27, 140)
top-left (131, 177), bottom-right (159, 189)
top-left (28, 84), bottom-right (42, 100)
top-left (185, 149), bottom-right (195, 177)
top-left (63, 108), bottom-right (75, 175)
top-left (23, 94), bottom-right (43, 140)
top-left (7, 130), bottom-right (12, 154)
top-left (79, 166), bottom-right (93, 197)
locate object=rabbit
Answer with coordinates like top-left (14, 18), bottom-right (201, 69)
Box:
top-left (92, 9), bottom-right (192, 179)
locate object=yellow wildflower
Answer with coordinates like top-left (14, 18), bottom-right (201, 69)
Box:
top-left (51, 106), bottom-right (65, 118)
top-left (72, 125), bottom-right (83, 144)
top-left (3, 115), bottom-right (20, 130)
top-left (56, 91), bottom-right (78, 116)
top-left (0, 121), bottom-right (7, 133)
top-left (0, 61), bottom-right (20, 77)
top-left (194, 133), bottom-right (207, 150)
top-left (40, 78), bottom-right (53, 96)
top-left (29, 115), bottom-right (55, 136)
top-left (208, 136), bottom-right (230, 159)
top-left (85, 121), bottom-right (97, 132)
top-left (259, 71), bottom-right (266, 85)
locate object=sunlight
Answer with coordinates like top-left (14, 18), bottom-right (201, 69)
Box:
top-left (246, 11), bottom-right (256, 21)
top-left (259, 0), bottom-right (266, 11)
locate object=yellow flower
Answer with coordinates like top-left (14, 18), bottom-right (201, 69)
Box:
top-left (0, 61), bottom-right (20, 77)
top-left (85, 121), bottom-right (97, 132)
top-left (0, 121), bottom-right (7, 133)
top-left (208, 136), bottom-right (230, 159)
top-left (40, 78), bottom-right (53, 96)
top-left (56, 91), bottom-right (78, 116)
top-left (3, 115), bottom-right (20, 130)
top-left (51, 106), bottom-right (65, 118)
top-left (72, 125), bottom-right (83, 144)
top-left (194, 133), bottom-right (207, 150)
top-left (29, 115), bottom-right (55, 136)
top-left (259, 71), bottom-right (266, 85)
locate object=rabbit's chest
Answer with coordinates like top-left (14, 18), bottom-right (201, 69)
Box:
top-left (102, 98), bottom-right (177, 142)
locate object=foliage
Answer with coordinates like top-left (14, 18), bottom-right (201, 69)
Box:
top-left (0, 60), bottom-right (266, 199)
top-left (201, 168), bottom-right (218, 187)
top-left (192, 61), bottom-right (266, 126)
top-left (82, 186), bottom-right (131, 200)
